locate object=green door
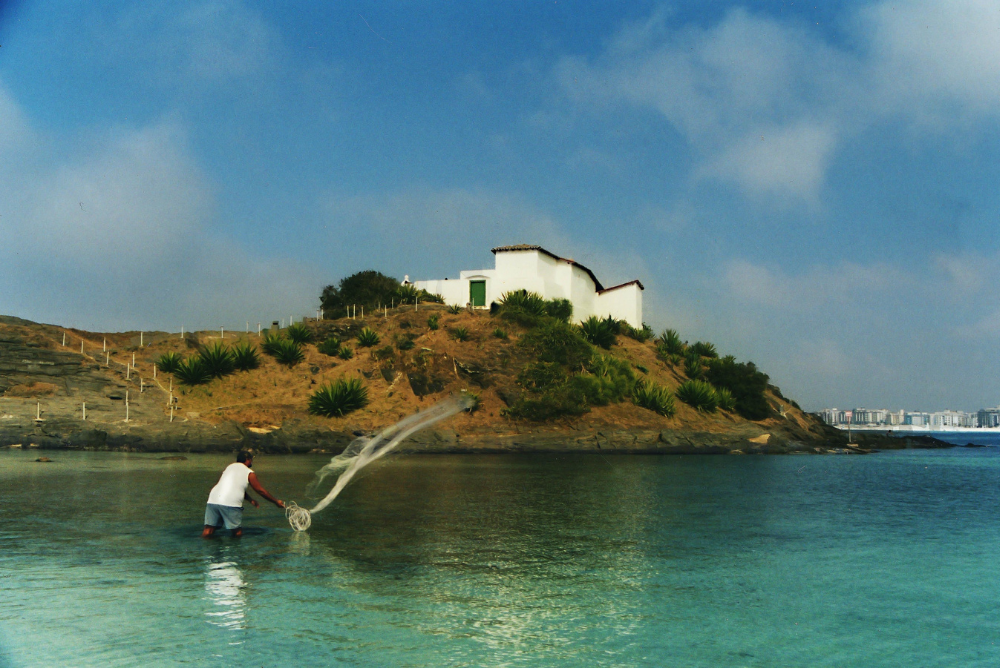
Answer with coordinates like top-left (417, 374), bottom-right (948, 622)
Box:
top-left (469, 280), bottom-right (486, 307)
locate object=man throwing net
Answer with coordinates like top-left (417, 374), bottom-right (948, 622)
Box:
top-left (202, 451), bottom-right (284, 538)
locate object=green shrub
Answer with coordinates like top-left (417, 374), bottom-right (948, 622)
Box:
top-left (676, 380), bottom-right (718, 412)
top-left (395, 334), bottom-right (415, 351)
top-left (231, 342), bottom-right (260, 371)
top-left (198, 342), bottom-right (235, 379)
top-left (544, 298), bottom-right (573, 322)
top-left (447, 304), bottom-right (462, 314)
top-left (580, 316), bottom-right (616, 349)
top-left (689, 341), bottom-right (718, 358)
top-left (321, 270), bottom-right (400, 315)
top-left (287, 323), bottom-right (313, 344)
top-left (272, 339), bottom-right (305, 367)
top-left (519, 319), bottom-right (593, 368)
top-left (582, 353), bottom-right (636, 404)
top-left (155, 352), bottom-right (182, 374)
top-left (308, 377), bottom-right (368, 417)
top-left (450, 326), bottom-right (470, 341)
top-left (356, 327), bottom-right (380, 347)
top-left (317, 336), bottom-right (341, 356)
top-left (493, 327), bottom-right (508, 340)
top-left (633, 380), bottom-right (676, 417)
top-left (463, 391), bottom-right (481, 413)
top-left (261, 331), bottom-right (284, 356)
top-left (427, 315), bottom-right (439, 330)
top-left (337, 346), bottom-right (354, 360)
top-left (372, 345), bottom-right (395, 362)
top-left (635, 364), bottom-right (648, 374)
top-left (396, 284), bottom-right (443, 304)
top-left (684, 352), bottom-right (703, 379)
top-left (715, 387), bottom-right (736, 412)
top-left (656, 329), bottom-right (685, 356)
top-left (623, 323), bottom-right (655, 342)
top-left (704, 357), bottom-right (771, 420)
top-left (175, 357), bottom-right (211, 386)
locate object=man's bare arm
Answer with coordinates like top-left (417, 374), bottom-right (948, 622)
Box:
top-left (244, 491), bottom-right (259, 508)
top-left (248, 472), bottom-right (284, 508)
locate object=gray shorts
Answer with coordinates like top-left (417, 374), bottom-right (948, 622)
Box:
top-left (204, 503), bottom-right (243, 529)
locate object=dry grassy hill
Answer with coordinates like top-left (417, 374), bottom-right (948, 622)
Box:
top-left (0, 309), bottom-right (848, 453)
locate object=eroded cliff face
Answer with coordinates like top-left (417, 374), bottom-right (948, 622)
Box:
top-left (0, 313), bottom-right (857, 454)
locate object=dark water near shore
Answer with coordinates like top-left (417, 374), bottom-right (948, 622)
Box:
top-left (2, 448), bottom-right (1000, 667)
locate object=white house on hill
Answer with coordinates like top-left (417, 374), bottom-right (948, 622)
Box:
top-left (411, 244), bottom-right (644, 327)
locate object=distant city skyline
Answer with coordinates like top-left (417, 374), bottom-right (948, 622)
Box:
top-left (2, 1), bottom-right (1000, 412)
top-left (820, 405), bottom-right (1000, 429)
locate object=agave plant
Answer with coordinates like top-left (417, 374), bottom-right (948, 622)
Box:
top-left (286, 323), bottom-right (314, 344)
top-left (492, 327), bottom-right (508, 340)
top-left (231, 342), bottom-right (260, 371)
top-left (449, 326), bottom-right (470, 342)
top-left (155, 351), bottom-right (182, 374)
top-left (580, 316), bottom-right (616, 349)
top-left (261, 331), bottom-right (284, 356)
top-left (684, 352), bottom-right (703, 379)
top-left (689, 341), bottom-right (718, 358)
top-left (317, 336), bottom-right (341, 356)
top-left (395, 284), bottom-right (419, 302)
top-left (633, 380), bottom-right (676, 417)
top-left (271, 339), bottom-right (304, 367)
top-left (715, 387), bottom-right (736, 412)
top-left (656, 329), bottom-right (685, 356)
top-left (356, 327), bottom-right (380, 347)
top-left (427, 315), bottom-right (439, 330)
top-left (676, 379), bottom-right (718, 412)
top-left (337, 345), bottom-right (354, 360)
top-left (308, 377), bottom-right (369, 417)
top-left (174, 356), bottom-right (211, 386)
top-left (198, 342), bottom-right (235, 378)
top-left (447, 304), bottom-right (462, 314)
top-left (498, 289), bottom-right (546, 316)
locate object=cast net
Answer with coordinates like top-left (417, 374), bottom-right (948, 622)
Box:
top-left (286, 394), bottom-right (473, 531)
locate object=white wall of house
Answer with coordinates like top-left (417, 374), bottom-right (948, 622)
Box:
top-left (412, 246), bottom-right (644, 327)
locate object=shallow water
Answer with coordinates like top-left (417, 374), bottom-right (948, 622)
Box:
top-left (1, 448), bottom-right (999, 667)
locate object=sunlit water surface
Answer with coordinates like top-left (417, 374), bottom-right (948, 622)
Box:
top-left (2, 448), bottom-right (999, 667)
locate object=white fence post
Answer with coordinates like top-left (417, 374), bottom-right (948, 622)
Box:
top-left (82, 402), bottom-right (86, 421)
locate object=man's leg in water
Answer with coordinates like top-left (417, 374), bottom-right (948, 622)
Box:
top-left (202, 525), bottom-right (217, 538)
top-left (233, 527), bottom-right (242, 537)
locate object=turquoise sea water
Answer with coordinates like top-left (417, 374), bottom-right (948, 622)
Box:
top-left (1, 448), bottom-right (999, 667)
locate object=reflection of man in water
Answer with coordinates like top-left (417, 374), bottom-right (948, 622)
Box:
top-left (202, 451), bottom-right (284, 538)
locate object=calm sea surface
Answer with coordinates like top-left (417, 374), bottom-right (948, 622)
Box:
top-left (2, 447), bottom-right (999, 667)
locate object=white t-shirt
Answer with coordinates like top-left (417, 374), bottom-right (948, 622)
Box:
top-left (207, 463), bottom-right (253, 508)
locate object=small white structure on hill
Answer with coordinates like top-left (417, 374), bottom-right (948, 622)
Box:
top-left (411, 244), bottom-right (644, 327)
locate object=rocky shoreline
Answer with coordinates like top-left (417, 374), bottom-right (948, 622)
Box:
top-left (0, 417), bottom-right (953, 455)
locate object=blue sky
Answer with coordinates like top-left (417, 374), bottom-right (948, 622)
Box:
top-left (2, 1), bottom-right (999, 412)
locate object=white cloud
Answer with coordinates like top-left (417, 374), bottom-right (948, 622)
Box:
top-left (723, 259), bottom-right (908, 311)
top-left (703, 122), bottom-right (838, 200)
top-left (109, 0), bottom-right (278, 84)
top-left (862, 0), bottom-right (1000, 120)
top-left (0, 85), bottom-right (319, 331)
top-left (557, 1), bottom-right (1000, 201)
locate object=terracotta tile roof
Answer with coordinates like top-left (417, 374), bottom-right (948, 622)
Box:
top-left (491, 244), bottom-right (613, 291)
top-left (598, 279), bottom-right (645, 293)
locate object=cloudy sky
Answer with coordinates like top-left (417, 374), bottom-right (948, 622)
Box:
top-left (1, 1), bottom-right (999, 412)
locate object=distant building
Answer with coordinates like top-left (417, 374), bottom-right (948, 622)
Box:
top-left (411, 244), bottom-right (644, 327)
top-left (978, 408), bottom-right (1000, 428)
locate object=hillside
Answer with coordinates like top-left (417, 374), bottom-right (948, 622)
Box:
top-left (0, 309), bottom-right (855, 454)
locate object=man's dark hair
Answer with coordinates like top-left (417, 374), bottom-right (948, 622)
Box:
top-left (237, 451), bottom-right (252, 464)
